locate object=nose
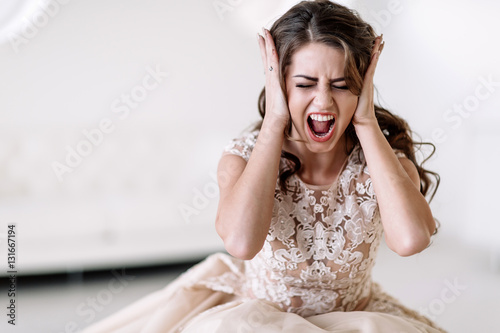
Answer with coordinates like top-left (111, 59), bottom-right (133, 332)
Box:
top-left (313, 85), bottom-right (333, 109)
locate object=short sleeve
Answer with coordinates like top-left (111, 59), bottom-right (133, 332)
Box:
top-left (222, 130), bottom-right (259, 162)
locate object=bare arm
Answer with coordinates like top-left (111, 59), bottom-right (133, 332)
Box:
top-left (353, 36), bottom-right (435, 256)
top-left (215, 29), bottom-right (289, 260)
top-left (355, 122), bottom-right (435, 256)
top-left (215, 116), bottom-right (286, 260)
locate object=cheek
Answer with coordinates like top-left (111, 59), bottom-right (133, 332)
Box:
top-left (287, 93), bottom-right (307, 121)
top-left (339, 95), bottom-right (358, 117)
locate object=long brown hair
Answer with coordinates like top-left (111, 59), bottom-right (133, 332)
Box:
top-left (255, 0), bottom-right (440, 206)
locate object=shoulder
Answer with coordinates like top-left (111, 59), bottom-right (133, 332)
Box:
top-left (222, 129), bottom-right (260, 162)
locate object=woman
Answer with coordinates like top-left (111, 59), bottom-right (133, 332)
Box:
top-left (84, 1), bottom-right (445, 332)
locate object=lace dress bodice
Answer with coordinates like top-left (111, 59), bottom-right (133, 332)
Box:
top-left (210, 130), bottom-right (389, 317)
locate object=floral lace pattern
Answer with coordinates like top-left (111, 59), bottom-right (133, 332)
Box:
top-left (219, 130), bottom-right (385, 316)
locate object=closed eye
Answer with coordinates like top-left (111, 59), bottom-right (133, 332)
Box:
top-left (295, 84), bottom-right (349, 90)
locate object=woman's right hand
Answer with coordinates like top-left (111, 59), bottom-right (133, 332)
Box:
top-left (257, 28), bottom-right (290, 127)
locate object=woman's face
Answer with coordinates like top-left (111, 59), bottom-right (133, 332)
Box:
top-left (285, 42), bottom-right (358, 153)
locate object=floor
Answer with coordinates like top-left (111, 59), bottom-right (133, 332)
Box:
top-left (1, 236), bottom-right (499, 333)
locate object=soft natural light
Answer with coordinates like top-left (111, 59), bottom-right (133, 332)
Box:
top-left (0, 0), bottom-right (46, 45)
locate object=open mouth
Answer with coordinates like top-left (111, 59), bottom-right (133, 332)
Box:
top-left (307, 114), bottom-right (335, 139)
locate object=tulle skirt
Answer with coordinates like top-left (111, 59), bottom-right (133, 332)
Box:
top-left (82, 253), bottom-right (446, 333)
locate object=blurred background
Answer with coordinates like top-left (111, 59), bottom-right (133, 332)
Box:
top-left (0, 0), bottom-right (499, 332)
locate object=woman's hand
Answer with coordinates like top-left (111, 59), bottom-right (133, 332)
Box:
top-left (352, 35), bottom-right (385, 127)
top-left (257, 28), bottom-right (290, 127)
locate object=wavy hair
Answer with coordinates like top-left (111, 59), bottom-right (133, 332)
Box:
top-left (254, 0), bottom-right (440, 211)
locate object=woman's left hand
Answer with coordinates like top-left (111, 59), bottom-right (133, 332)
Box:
top-left (351, 35), bottom-right (385, 127)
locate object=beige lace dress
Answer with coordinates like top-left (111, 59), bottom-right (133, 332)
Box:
top-left (83, 130), bottom-right (447, 333)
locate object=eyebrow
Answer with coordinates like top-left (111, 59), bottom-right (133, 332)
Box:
top-left (292, 74), bottom-right (345, 83)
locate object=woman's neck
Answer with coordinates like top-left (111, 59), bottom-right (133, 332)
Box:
top-left (283, 134), bottom-right (352, 186)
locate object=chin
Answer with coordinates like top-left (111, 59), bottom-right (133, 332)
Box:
top-left (305, 138), bottom-right (340, 154)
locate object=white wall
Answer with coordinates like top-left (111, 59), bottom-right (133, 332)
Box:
top-left (0, 0), bottom-right (498, 274)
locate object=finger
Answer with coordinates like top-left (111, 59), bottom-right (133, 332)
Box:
top-left (263, 28), bottom-right (278, 72)
top-left (365, 36), bottom-right (384, 80)
top-left (257, 33), bottom-right (267, 72)
top-left (363, 55), bottom-right (378, 85)
top-left (371, 34), bottom-right (384, 56)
